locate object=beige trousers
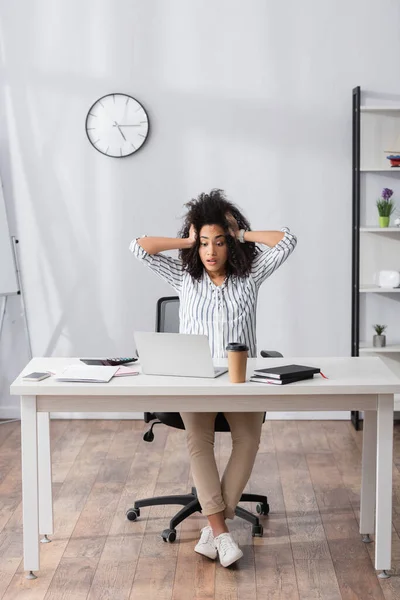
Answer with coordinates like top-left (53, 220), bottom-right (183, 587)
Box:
top-left (180, 412), bottom-right (264, 519)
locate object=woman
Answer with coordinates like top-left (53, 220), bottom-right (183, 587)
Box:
top-left (130, 189), bottom-right (297, 567)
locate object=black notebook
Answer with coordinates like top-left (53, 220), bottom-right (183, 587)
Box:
top-left (253, 364), bottom-right (320, 380)
top-left (250, 372), bottom-right (315, 385)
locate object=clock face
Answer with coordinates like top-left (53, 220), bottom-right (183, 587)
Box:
top-left (85, 93), bottom-right (150, 158)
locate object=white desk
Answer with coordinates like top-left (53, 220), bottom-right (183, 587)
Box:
top-left (10, 356), bottom-right (400, 578)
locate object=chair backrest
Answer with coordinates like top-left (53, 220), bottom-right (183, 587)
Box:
top-left (156, 296), bottom-right (180, 333)
top-left (144, 296), bottom-right (181, 424)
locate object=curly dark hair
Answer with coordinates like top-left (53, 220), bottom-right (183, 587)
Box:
top-left (178, 189), bottom-right (259, 280)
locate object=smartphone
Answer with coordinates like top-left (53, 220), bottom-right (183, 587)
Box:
top-left (22, 372), bottom-right (51, 382)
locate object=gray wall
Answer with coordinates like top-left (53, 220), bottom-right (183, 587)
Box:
top-left (1, 0), bottom-right (400, 417)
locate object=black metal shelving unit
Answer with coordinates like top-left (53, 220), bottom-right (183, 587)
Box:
top-left (351, 86), bottom-right (361, 430)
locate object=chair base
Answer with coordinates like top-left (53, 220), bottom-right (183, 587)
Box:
top-left (127, 487), bottom-right (269, 539)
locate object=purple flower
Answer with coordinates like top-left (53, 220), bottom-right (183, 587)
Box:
top-left (382, 188), bottom-right (393, 201)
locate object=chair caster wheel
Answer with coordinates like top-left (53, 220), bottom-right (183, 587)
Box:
top-left (252, 524), bottom-right (263, 537)
top-left (126, 508), bottom-right (140, 521)
top-left (256, 503), bottom-right (269, 515)
top-left (162, 529), bottom-right (177, 543)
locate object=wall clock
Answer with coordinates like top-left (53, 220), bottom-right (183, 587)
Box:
top-left (85, 93), bottom-right (150, 158)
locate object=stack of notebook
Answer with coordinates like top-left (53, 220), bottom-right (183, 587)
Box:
top-left (250, 364), bottom-right (320, 385)
top-left (55, 365), bottom-right (139, 383)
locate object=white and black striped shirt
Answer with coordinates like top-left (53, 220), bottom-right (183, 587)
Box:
top-left (130, 228), bottom-right (297, 358)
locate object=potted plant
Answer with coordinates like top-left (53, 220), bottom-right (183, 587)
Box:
top-left (376, 188), bottom-right (395, 227)
top-left (373, 324), bottom-right (387, 347)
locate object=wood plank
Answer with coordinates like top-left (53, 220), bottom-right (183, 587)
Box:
top-left (156, 427), bottom-right (190, 485)
top-left (65, 421), bottom-right (141, 560)
top-left (316, 423), bottom-right (386, 599)
top-left (129, 481), bottom-right (183, 597)
top-left (323, 422), bottom-right (362, 509)
top-left (2, 420), bottom-right (119, 600)
top-left (273, 422), bottom-right (330, 561)
top-left (129, 557), bottom-right (176, 600)
top-left (294, 559), bottom-right (342, 600)
top-left (258, 419), bottom-right (275, 454)
top-left (392, 423), bottom-right (400, 473)
top-left (333, 558), bottom-right (385, 600)
top-left (0, 422), bottom-right (74, 600)
top-left (254, 542), bottom-right (300, 600)
top-left (0, 459), bottom-right (23, 534)
top-left (351, 423), bottom-right (400, 597)
top-left (43, 557), bottom-right (98, 600)
top-left (0, 421), bottom-right (19, 447)
top-left (89, 422), bottom-right (169, 600)
top-left (50, 420), bottom-right (93, 483)
top-left (297, 421), bottom-right (331, 454)
top-left (2, 418), bottom-right (400, 599)
top-left (0, 421), bottom-right (68, 535)
top-left (348, 421), bottom-right (363, 454)
top-left (253, 424), bottom-right (299, 600)
top-left (306, 452), bottom-right (367, 562)
top-left (171, 474), bottom-right (215, 600)
top-left (0, 426), bottom-right (21, 487)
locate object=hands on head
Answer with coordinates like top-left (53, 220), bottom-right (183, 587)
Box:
top-left (225, 212), bottom-right (239, 238)
top-left (188, 224), bottom-right (197, 247)
top-left (187, 214), bottom-right (239, 248)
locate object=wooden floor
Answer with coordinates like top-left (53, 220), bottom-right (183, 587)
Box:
top-left (1, 419), bottom-right (400, 600)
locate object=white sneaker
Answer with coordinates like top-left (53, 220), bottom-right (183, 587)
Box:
top-left (214, 532), bottom-right (243, 567)
top-left (194, 526), bottom-right (217, 560)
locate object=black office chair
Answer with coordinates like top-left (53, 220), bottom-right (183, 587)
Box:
top-left (126, 296), bottom-right (282, 543)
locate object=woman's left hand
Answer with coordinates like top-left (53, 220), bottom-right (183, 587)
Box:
top-left (226, 212), bottom-right (239, 239)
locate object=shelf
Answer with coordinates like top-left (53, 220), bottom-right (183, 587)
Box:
top-left (359, 344), bottom-right (400, 353)
top-left (360, 227), bottom-right (400, 232)
top-left (352, 89), bottom-right (400, 428)
top-left (361, 106), bottom-right (400, 113)
top-left (360, 167), bottom-right (400, 172)
top-left (360, 285), bottom-right (400, 293)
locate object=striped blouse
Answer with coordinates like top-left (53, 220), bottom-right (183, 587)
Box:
top-left (130, 228), bottom-right (297, 358)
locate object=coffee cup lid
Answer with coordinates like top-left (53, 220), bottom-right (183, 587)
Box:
top-left (226, 342), bottom-right (249, 352)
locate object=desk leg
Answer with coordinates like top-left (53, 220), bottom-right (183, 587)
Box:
top-left (360, 410), bottom-right (377, 542)
top-left (21, 395), bottom-right (39, 579)
top-left (375, 394), bottom-right (394, 577)
top-left (38, 412), bottom-right (53, 543)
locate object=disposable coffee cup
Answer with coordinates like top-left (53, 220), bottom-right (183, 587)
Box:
top-left (226, 342), bottom-right (249, 383)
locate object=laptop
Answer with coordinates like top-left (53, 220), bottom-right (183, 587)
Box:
top-left (133, 332), bottom-right (228, 378)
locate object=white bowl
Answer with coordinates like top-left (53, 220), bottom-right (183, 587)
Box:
top-left (378, 270), bottom-right (400, 288)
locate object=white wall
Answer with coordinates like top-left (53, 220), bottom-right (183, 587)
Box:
top-left (1, 0), bottom-right (400, 418)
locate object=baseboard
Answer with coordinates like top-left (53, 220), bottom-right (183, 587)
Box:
top-left (0, 407), bottom-right (20, 420)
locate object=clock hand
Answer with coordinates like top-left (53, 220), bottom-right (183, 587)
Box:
top-left (118, 124), bottom-right (144, 127)
top-left (113, 121), bottom-right (126, 141)
top-left (118, 126), bottom-right (126, 141)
